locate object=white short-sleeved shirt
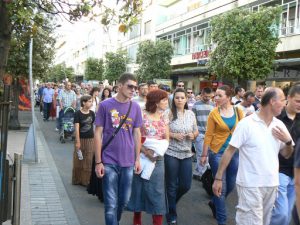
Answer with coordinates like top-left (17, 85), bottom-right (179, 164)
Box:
top-left (229, 112), bottom-right (291, 187)
top-left (236, 103), bottom-right (255, 117)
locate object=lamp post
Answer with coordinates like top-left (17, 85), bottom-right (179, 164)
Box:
top-left (23, 37), bottom-right (38, 162)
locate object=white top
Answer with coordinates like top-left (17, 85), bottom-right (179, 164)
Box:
top-left (236, 103), bottom-right (255, 117)
top-left (229, 113), bottom-right (291, 187)
top-left (232, 96), bottom-right (242, 105)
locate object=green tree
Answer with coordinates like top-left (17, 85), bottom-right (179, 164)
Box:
top-left (48, 64), bottom-right (75, 83)
top-left (104, 50), bottom-right (129, 83)
top-left (208, 7), bottom-right (281, 81)
top-left (136, 40), bottom-right (173, 82)
top-left (85, 57), bottom-right (104, 81)
top-left (0, 0), bottom-right (143, 81)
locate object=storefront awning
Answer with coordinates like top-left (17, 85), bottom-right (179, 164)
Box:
top-left (274, 58), bottom-right (300, 67)
top-left (171, 66), bottom-right (208, 75)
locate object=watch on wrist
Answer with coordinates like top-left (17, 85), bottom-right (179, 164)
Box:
top-left (285, 140), bottom-right (292, 146)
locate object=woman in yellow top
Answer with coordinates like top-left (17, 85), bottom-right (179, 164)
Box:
top-left (200, 85), bottom-right (243, 225)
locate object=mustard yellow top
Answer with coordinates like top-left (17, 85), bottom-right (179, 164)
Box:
top-left (204, 107), bottom-right (244, 153)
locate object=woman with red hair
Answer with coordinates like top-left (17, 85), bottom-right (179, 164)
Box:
top-left (127, 89), bottom-right (169, 225)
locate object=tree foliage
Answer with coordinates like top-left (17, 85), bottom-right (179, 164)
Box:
top-left (208, 7), bottom-right (281, 81)
top-left (136, 40), bottom-right (173, 82)
top-left (47, 63), bottom-right (75, 83)
top-left (6, 17), bottom-right (55, 80)
top-left (84, 57), bottom-right (104, 81)
top-left (104, 50), bottom-right (129, 83)
top-left (0, 0), bottom-right (143, 81)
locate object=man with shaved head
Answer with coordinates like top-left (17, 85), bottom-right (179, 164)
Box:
top-left (212, 87), bottom-right (294, 225)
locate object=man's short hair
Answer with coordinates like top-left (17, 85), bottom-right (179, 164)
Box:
top-left (186, 87), bottom-right (192, 91)
top-left (99, 81), bottom-right (103, 85)
top-left (176, 80), bottom-right (184, 86)
top-left (202, 87), bottom-right (212, 95)
top-left (147, 80), bottom-right (157, 86)
top-left (138, 83), bottom-right (148, 90)
top-left (261, 87), bottom-right (279, 107)
top-left (243, 91), bottom-right (255, 100)
top-left (118, 73), bottom-right (137, 84)
top-left (234, 86), bottom-right (243, 95)
top-left (288, 84), bottom-right (300, 97)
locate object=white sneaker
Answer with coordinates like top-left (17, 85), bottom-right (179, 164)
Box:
top-left (55, 128), bottom-right (59, 131)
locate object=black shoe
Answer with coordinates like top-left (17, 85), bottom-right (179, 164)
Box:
top-left (208, 200), bottom-right (216, 219)
top-left (193, 174), bottom-right (201, 181)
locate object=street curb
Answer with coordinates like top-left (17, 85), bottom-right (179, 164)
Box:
top-left (34, 113), bottom-right (81, 225)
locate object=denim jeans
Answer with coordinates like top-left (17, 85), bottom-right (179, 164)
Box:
top-left (102, 164), bottom-right (134, 225)
top-left (43, 102), bottom-right (51, 120)
top-left (165, 154), bottom-right (193, 222)
top-left (270, 173), bottom-right (295, 225)
top-left (209, 150), bottom-right (239, 225)
top-left (194, 133), bottom-right (209, 176)
top-left (58, 109), bottom-right (64, 131)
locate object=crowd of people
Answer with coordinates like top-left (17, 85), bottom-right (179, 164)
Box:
top-left (36, 75), bottom-right (300, 225)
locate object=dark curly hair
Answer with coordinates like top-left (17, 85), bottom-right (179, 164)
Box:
top-left (145, 89), bottom-right (168, 113)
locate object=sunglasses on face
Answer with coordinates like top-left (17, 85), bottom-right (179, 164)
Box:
top-left (187, 91), bottom-right (193, 94)
top-left (177, 85), bottom-right (184, 87)
top-left (127, 84), bottom-right (138, 90)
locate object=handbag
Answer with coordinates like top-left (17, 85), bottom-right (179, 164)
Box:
top-left (101, 100), bottom-right (132, 151)
top-left (201, 168), bottom-right (214, 197)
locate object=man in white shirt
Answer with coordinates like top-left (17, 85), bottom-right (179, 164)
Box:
top-left (236, 91), bottom-right (256, 117)
top-left (133, 83), bottom-right (148, 110)
top-left (232, 86), bottom-right (245, 105)
top-left (213, 87), bottom-right (294, 225)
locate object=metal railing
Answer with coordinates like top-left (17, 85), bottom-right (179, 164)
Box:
top-left (0, 85), bottom-right (22, 225)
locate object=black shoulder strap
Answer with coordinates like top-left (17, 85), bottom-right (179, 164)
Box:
top-left (102, 101), bottom-right (132, 151)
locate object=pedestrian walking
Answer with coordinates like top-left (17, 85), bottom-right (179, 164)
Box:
top-left (127, 89), bottom-right (169, 225)
top-left (192, 87), bottom-right (215, 180)
top-left (72, 95), bottom-right (95, 186)
top-left (133, 83), bottom-right (149, 110)
top-left (42, 82), bottom-right (54, 121)
top-left (75, 87), bottom-right (82, 111)
top-left (236, 91), bottom-right (256, 117)
top-left (101, 87), bottom-right (112, 102)
top-left (213, 87), bottom-right (294, 225)
top-left (90, 87), bottom-right (100, 113)
top-left (50, 84), bottom-right (58, 120)
top-left (253, 84), bottom-right (264, 111)
top-left (200, 85), bottom-right (244, 225)
top-left (94, 73), bottom-right (143, 225)
top-left (231, 86), bottom-right (245, 105)
top-left (165, 88), bottom-right (198, 225)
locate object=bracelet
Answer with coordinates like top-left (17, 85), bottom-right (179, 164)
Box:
top-left (95, 162), bottom-right (103, 165)
top-left (214, 177), bottom-right (222, 181)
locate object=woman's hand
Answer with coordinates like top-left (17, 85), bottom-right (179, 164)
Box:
top-left (200, 155), bottom-right (208, 166)
top-left (186, 133), bottom-right (195, 140)
top-left (75, 141), bottom-right (80, 150)
top-left (174, 133), bottom-right (185, 141)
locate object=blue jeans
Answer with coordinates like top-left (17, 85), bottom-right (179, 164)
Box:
top-left (209, 151), bottom-right (239, 225)
top-left (102, 164), bottom-right (134, 225)
top-left (165, 154), bottom-right (192, 222)
top-left (58, 109), bottom-right (64, 131)
top-left (270, 173), bottom-right (295, 225)
top-left (194, 133), bottom-right (209, 176)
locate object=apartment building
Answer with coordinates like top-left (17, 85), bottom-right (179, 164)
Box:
top-left (120, 0), bottom-right (299, 93)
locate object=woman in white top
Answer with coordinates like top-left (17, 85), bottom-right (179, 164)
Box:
top-left (90, 87), bottom-right (100, 113)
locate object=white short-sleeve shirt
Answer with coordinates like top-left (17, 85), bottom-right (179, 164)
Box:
top-left (229, 112), bottom-right (291, 187)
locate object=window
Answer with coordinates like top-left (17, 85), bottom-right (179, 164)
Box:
top-left (144, 20), bottom-right (151, 35)
top-left (128, 44), bottom-right (138, 63)
top-left (129, 24), bottom-right (141, 39)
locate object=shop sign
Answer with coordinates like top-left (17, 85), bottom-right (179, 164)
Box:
top-left (192, 50), bottom-right (210, 60)
top-left (269, 69), bottom-right (300, 80)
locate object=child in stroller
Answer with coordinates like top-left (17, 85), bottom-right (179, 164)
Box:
top-left (60, 107), bottom-right (76, 143)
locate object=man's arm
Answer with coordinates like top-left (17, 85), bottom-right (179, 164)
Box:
top-left (94, 126), bottom-right (104, 177)
top-left (212, 145), bottom-right (238, 197)
top-left (295, 168), bottom-right (300, 219)
top-left (133, 127), bottom-right (141, 174)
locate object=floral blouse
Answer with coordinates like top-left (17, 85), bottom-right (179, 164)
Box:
top-left (166, 109), bottom-right (198, 159)
top-left (141, 111), bottom-right (169, 140)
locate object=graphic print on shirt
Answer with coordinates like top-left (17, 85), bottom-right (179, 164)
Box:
top-left (110, 109), bottom-right (132, 130)
top-left (80, 115), bottom-right (93, 133)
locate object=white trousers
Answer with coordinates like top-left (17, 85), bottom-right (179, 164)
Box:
top-left (236, 185), bottom-right (278, 225)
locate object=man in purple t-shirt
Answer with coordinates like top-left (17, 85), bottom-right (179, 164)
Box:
top-left (94, 73), bottom-right (142, 225)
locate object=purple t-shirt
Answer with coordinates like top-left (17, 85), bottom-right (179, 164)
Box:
top-left (95, 98), bottom-right (143, 167)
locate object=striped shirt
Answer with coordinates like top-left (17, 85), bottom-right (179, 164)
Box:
top-left (192, 100), bottom-right (215, 134)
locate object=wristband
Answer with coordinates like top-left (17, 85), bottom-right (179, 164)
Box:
top-left (214, 177), bottom-right (222, 181)
top-left (95, 162), bottom-right (103, 165)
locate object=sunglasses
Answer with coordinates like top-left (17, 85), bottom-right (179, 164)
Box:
top-left (177, 85), bottom-right (184, 87)
top-left (187, 91), bottom-right (193, 94)
top-left (127, 84), bottom-right (138, 90)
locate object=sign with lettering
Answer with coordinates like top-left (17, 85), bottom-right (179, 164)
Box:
top-left (268, 69), bottom-right (300, 80)
top-left (192, 50), bottom-right (210, 60)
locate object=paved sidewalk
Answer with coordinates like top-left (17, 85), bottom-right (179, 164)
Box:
top-left (3, 111), bottom-right (80, 225)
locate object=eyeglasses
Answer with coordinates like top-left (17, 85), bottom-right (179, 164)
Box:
top-left (177, 85), bottom-right (184, 87)
top-left (127, 84), bottom-right (138, 90)
top-left (187, 91), bottom-right (193, 94)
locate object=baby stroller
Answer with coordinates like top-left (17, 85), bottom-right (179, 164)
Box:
top-left (59, 107), bottom-right (75, 143)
